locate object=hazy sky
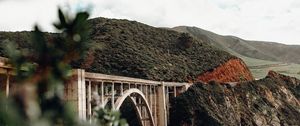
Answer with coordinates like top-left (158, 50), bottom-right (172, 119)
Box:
top-left (0, 0), bottom-right (300, 45)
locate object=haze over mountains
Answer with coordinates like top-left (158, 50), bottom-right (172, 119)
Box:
top-left (172, 26), bottom-right (300, 79)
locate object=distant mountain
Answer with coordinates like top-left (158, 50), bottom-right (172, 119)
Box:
top-left (172, 26), bottom-right (300, 64)
top-left (172, 26), bottom-right (300, 79)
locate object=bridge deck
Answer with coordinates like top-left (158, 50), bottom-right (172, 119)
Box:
top-left (85, 72), bottom-right (190, 87)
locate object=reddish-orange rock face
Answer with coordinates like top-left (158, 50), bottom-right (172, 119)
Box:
top-left (197, 59), bottom-right (254, 83)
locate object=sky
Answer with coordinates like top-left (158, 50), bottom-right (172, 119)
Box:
top-left (0, 0), bottom-right (300, 45)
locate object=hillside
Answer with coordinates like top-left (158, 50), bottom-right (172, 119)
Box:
top-left (0, 17), bottom-right (253, 82)
top-left (170, 71), bottom-right (300, 126)
top-left (172, 26), bottom-right (300, 79)
top-left (172, 26), bottom-right (300, 63)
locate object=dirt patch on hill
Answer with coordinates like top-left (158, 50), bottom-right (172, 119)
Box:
top-left (197, 59), bottom-right (254, 83)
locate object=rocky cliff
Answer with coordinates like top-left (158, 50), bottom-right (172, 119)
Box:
top-left (197, 59), bottom-right (254, 83)
top-left (170, 71), bottom-right (300, 126)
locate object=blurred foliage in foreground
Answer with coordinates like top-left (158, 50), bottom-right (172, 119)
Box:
top-left (0, 8), bottom-right (127, 126)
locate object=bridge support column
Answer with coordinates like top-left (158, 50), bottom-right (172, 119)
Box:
top-left (5, 71), bottom-right (10, 97)
top-left (157, 82), bottom-right (167, 126)
top-left (64, 69), bottom-right (86, 120)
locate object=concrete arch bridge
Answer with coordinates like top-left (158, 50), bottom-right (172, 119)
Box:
top-left (65, 69), bottom-right (190, 126)
top-left (0, 56), bottom-right (190, 126)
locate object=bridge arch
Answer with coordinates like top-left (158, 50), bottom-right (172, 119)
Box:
top-left (114, 88), bottom-right (155, 126)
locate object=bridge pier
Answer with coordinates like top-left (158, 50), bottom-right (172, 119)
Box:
top-left (157, 82), bottom-right (167, 126)
top-left (64, 69), bottom-right (87, 120)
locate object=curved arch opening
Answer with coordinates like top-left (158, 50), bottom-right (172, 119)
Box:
top-left (120, 97), bottom-right (143, 126)
top-left (114, 88), bottom-right (155, 126)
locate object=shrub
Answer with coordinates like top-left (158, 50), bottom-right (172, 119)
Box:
top-left (178, 33), bottom-right (193, 49)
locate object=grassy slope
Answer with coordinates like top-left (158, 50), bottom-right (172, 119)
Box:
top-left (172, 26), bottom-right (300, 79)
top-left (172, 26), bottom-right (276, 61)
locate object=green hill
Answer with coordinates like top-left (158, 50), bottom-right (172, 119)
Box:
top-left (172, 26), bottom-right (300, 79)
top-left (0, 18), bottom-right (236, 82)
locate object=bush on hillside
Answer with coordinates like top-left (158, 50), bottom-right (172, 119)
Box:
top-left (177, 33), bottom-right (193, 49)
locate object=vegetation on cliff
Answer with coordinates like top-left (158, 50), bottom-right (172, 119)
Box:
top-left (170, 71), bottom-right (300, 126)
top-left (0, 18), bottom-right (236, 82)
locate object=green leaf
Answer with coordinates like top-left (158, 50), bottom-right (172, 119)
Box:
top-left (75, 12), bottom-right (89, 23)
top-left (32, 25), bottom-right (48, 58)
top-left (53, 23), bottom-right (63, 29)
top-left (72, 12), bottom-right (89, 30)
top-left (58, 8), bottom-right (67, 27)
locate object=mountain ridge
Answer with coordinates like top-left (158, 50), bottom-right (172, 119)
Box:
top-left (172, 26), bottom-right (300, 79)
top-left (172, 26), bottom-right (300, 63)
